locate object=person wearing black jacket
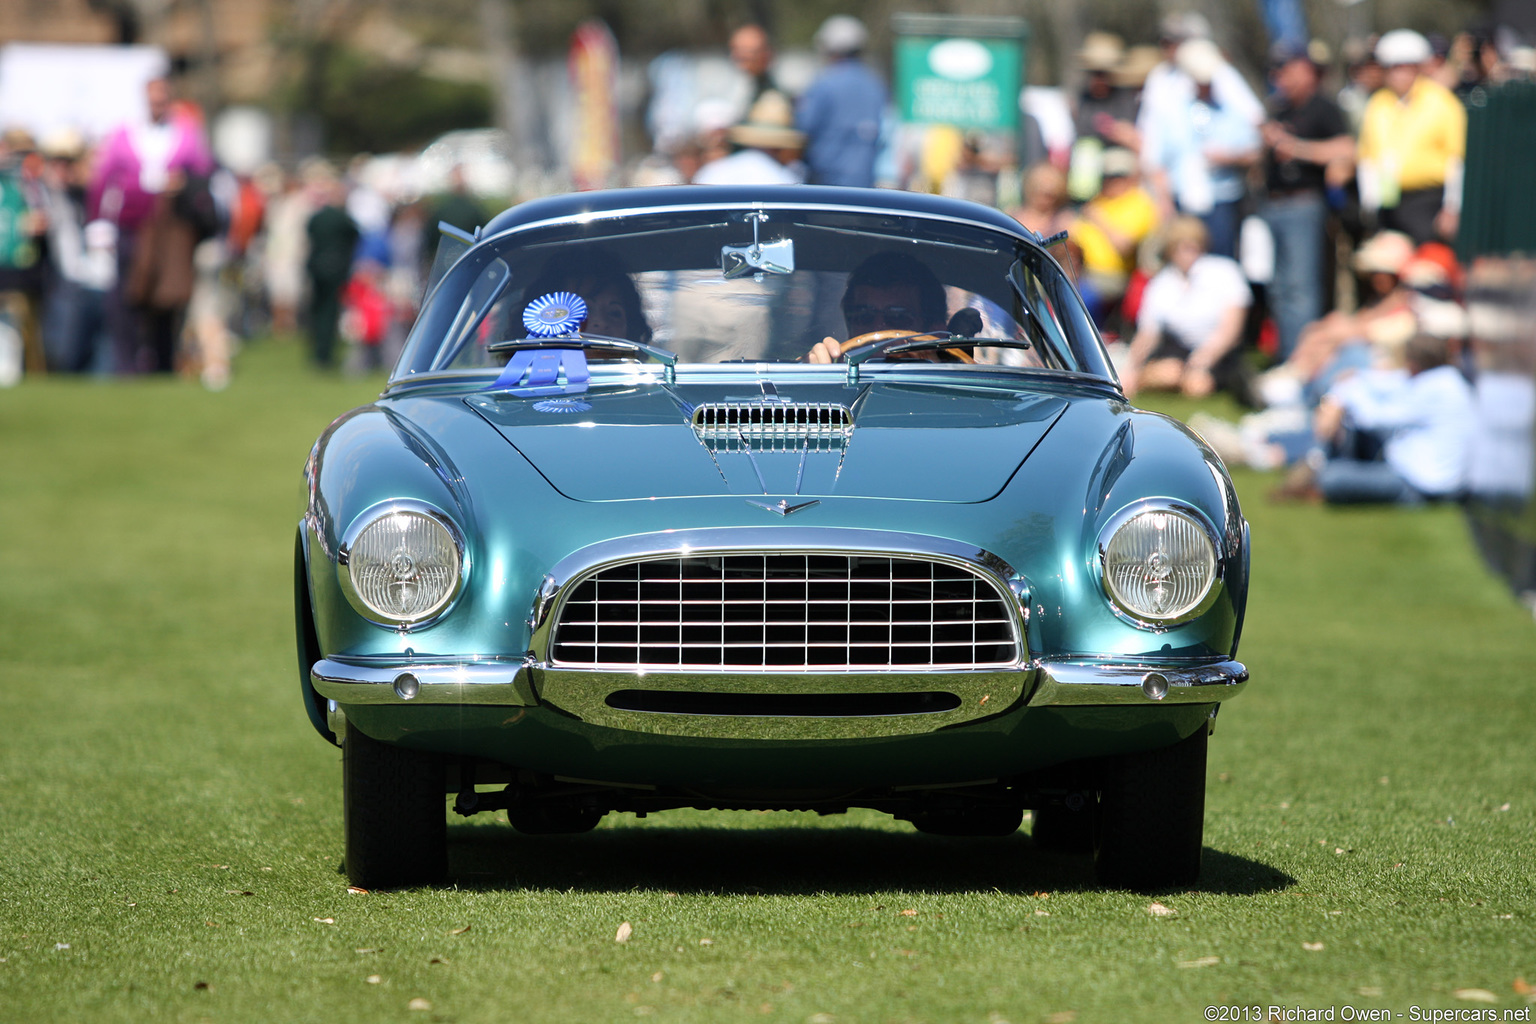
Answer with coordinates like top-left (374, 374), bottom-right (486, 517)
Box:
top-left (1259, 41), bottom-right (1355, 360)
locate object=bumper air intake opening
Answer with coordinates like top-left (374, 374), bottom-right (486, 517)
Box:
top-left (604, 689), bottom-right (963, 718)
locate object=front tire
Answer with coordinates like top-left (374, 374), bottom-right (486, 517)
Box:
top-left (343, 725), bottom-right (447, 889)
top-left (1093, 725), bottom-right (1207, 890)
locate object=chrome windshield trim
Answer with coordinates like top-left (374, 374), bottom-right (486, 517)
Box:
top-left (310, 657), bottom-right (537, 706)
top-left (382, 362), bottom-right (1121, 398)
top-left (1028, 658), bottom-right (1248, 706)
top-left (527, 527), bottom-right (1028, 672)
top-left (475, 198), bottom-right (1041, 252)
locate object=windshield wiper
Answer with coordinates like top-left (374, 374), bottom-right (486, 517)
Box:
top-left (488, 334), bottom-right (679, 384)
top-left (841, 332), bottom-right (1031, 384)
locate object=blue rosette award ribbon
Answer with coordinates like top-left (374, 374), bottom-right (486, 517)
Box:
top-left (492, 290), bottom-right (592, 395)
top-left (522, 291), bottom-right (588, 338)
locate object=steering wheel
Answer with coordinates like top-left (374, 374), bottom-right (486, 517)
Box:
top-left (842, 329), bottom-right (930, 351)
top-left (839, 330), bottom-right (976, 365)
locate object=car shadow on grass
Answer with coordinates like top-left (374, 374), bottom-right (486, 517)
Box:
top-left (440, 823), bottom-right (1293, 896)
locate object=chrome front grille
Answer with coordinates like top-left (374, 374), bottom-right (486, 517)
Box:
top-left (550, 553), bottom-right (1019, 669)
top-left (692, 403), bottom-right (851, 452)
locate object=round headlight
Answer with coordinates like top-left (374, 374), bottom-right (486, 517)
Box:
top-left (340, 503), bottom-right (464, 625)
top-left (1100, 506), bottom-right (1218, 624)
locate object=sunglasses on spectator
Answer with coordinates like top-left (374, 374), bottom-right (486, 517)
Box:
top-left (845, 304), bottom-right (919, 331)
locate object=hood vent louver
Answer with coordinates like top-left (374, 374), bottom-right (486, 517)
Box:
top-left (692, 402), bottom-right (853, 453)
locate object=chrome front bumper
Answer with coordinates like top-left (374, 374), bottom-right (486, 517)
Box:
top-left (310, 655), bottom-right (1247, 712)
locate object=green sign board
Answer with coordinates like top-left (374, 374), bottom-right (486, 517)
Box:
top-left (892, 15), bottom-right (1029, 131)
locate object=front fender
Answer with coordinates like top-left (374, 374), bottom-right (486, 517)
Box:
top-left (294, 527), bottom-right (332, 742)
top-left (990, 398), bottom-right (1247, 662)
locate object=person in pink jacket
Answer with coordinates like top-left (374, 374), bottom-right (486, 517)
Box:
top-left (88, 75), bottom-right (214, 374)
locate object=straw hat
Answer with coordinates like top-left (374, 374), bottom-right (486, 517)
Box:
top-left (728, 90), bottom-right (805, 150)
top-left (40, 127), bottom-right (85, 160)
top-left (1175, 38), bottom-right (1225, 84)
top-left (1114, 45), bottom-right (1163, 88)
top-left (2, 127), bottom-right (37, 154)
top-left (1077, 32), bottom-right (1125, 72)
top-left (1353, 231), bottom-right (1415, 276)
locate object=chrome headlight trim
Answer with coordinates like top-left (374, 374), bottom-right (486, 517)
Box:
top-left (336, 499), bottom-right (469, 629)
top-left (1095, 499), bottom-right (1223, 629)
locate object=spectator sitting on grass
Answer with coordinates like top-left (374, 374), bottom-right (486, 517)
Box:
top-left (1118, 215), bottom-right (1253, 402)
top-left (1255, 231), bottom-right (1446, 408)
top-left (1275, 332), bottom-right (1472, 504)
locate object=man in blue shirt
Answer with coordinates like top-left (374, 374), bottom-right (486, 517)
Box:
top-left (1146, 38), bottom-right (1260, 258)
top-left (1278, 333), bottom-right (1474, 504)
top-left (796, 16), bottom-right (888, 188)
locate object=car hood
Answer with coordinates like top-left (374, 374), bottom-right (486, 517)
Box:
top-left (462, 380), bottom-right (1068, 503)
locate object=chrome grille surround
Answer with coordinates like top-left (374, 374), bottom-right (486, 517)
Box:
top-left (692, 402), bottom-right (852, 452)
top-left (544, 537), bottom-right (1021, 672)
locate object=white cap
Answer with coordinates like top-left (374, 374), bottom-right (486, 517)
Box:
top-left (1160, 11), bottom-right (1212, 42)
top-left (1176, 37), bottom-right (1225, 84)
top-left (693, 98), bottom-right (738, 134)
top-left (815, 15), bottom-right (868, 55)
top-left (1414, 296), bottom-right (1470, 339)
top-left (1376, 29), bottom-right (1432, 67)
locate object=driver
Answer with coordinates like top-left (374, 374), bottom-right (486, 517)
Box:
top-left (805, 251), bottom-right (959, 363)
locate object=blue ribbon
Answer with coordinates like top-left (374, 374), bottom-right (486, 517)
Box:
top-left (491, 348), bottom-right (590, 395)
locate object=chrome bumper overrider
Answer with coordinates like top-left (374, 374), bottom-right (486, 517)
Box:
top-left (310, 657), bottom-right (537, 705)
top-left (1027, 659), bottom-right (1248, 705)
top-left (311, 656), bottom-right (1247, 711)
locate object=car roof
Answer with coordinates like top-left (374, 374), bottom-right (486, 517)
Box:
top-left (480, 185), bottom-right (1039, 243)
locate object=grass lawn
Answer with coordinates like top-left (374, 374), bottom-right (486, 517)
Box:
top-left (1, 339), bottom-right (1532, 1023)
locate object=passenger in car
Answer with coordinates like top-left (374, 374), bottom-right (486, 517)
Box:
top-left (515, 250), bottom-right (652, 346)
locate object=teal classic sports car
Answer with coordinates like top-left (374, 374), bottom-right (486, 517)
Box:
top-left (296, 185), bottom-right (1250, 891)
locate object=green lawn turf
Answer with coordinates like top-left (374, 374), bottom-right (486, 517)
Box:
top-left (1, 341), bottom-right (1532, 1023)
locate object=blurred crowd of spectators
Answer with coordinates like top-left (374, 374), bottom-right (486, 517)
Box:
top-left (0, 10), bottom-right (1528, 508)
top-left (0, 71), bottom-right (494, 387)
top-left (992, 13), bottom-right (1524, 507)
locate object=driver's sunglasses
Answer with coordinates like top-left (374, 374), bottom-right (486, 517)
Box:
top-left (845, 304), bottom-right (919, 332)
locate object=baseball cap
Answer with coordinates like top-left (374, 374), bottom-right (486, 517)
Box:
top-left (1376, 29), bottom-right (1432, 67)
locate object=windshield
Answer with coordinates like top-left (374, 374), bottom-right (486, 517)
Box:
top-left (393, 205), bottom-right (1114, 381)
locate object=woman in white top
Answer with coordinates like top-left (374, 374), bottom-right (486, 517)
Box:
top-left (1120, 215), bottom-right (1252, 399)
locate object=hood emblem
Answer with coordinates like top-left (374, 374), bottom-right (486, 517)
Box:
top-left (748, 498), bottom-right (820, 517)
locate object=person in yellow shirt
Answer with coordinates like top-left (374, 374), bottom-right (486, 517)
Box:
top-left (1069, 147), bottom-right (1159, 328)
top-left (1357, 29), bottom-right (1467, 244)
